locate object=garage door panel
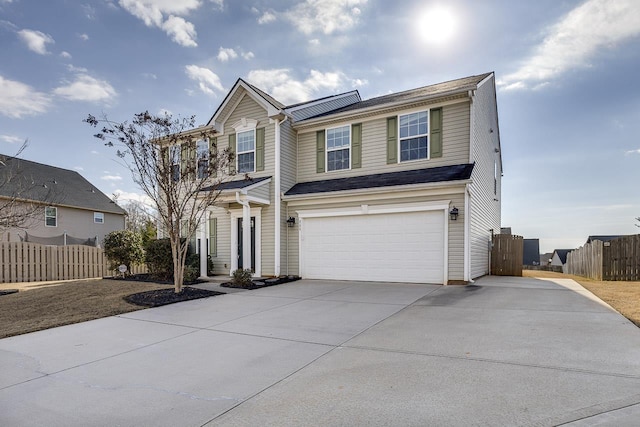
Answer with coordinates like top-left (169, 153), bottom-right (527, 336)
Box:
top-left (301, 211), bottom-right (444, 284)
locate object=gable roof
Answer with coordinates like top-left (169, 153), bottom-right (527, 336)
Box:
top-left (0, 155), bottom-right (126, 215)
top-left (284, 163), bottom-right (474, 197)
top-left (202, 176), bottom-right (271, 192)
top-left (298, 72), bottom-right (493, 122)
top-left (552, 249), bottom-right (573, 264)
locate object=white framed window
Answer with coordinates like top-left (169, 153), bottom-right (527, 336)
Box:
top-left (196, 139), bottom-right (209, 180)
top-left (45, 206), bottom-right (57, 227)
top-left (94, 212), bottom-right (104, 224)
top-left (170, 145), bottom-right (180, 182)
top-left (237, 130), bottom-right (255, 173)
top-left (326, 125), bottom-right (350, 171)
top-left (399, 110), bottom-right (429, 162)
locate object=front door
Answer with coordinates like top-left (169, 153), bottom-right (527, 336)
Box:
top-left (237, 217), bottom-right (256, 272)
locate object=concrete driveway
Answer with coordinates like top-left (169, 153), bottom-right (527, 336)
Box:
top-left (1, 277), bottom-right (640, 426)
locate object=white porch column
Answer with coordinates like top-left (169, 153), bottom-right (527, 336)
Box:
top-left (242, 202), bottom-right (252, 272)
top-left (199, 211), bottom-right (208, 278)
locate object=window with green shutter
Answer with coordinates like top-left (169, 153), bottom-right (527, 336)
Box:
top-left (255, 127), bottom-right (265, 171)
top-left (351, 123), bottom-right (362, 168)
top-left (208, 217), bottom-right (217, 257)
top-left (228, 134), bottom-right (236, 175)
top-left (316, 130), bottom-right (325, 173)
top-left (386, 117), bottom-right (397, 164)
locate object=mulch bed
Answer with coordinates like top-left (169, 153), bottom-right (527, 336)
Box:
top-left (124, 287), bottom-right (223, 308)
top-left (222, 275), bottom-right (301, 290)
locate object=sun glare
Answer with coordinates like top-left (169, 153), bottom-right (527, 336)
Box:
top-left (417, 6), bottom-right (457, 44)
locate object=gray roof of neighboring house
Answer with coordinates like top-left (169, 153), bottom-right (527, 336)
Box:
top-left (299, 72), bottom-right (493, 121)
top-left (523, 239), bottom-right (540, 265)
top-left (586, 235), bottom-right (623, 244)
top-left (0, 155), bottom-right (126, 215)
top-left (552, 249), bottom-right (573, 264)
top-left (284, 163), bottom-right (474, 196)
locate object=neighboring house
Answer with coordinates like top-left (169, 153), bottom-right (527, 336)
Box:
top-left (523, 239), bottom-right (540, 266)
top-left (501, 227), bottom-right (512, 235)
top-left (540, 252), bottom-right (553, 266)
top-left (0, 156), bottom-right (126, 246)
top-left (551, 249), bottom-right (573, 273)
top-left (585, 235), bottom-right (623, 245)
top-left (176, 72), bottom-right (502, 284)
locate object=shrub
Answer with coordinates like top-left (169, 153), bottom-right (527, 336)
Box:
top-left (145, 238), bottom-right (198, 282)
top-left (103, 230), bottom-right (144, 274)
top-left (231, 268), bottom-right (253, 288)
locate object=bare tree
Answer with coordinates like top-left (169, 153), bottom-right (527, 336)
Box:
top-left (0, 142), bottom-right (57, 237)
top-left (85, 112), bottom-right (234, 293)
top-left (121, 199), bottom-right (157, 246)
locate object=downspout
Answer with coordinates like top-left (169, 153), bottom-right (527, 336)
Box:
top-left (465, 184), bottom-right (472, 283)
top-left (274, 115), bottom-right (288, 277)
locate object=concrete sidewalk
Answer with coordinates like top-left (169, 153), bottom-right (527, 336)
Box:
top-left (1, 277), bottom-right (640, 426)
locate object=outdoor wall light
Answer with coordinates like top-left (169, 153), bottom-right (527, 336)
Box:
top-left (449, 207), bottom-right (459, 221)
top-left (286, 217), bottom-right (296, 227)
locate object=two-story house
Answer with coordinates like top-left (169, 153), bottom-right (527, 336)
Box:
top-left (0, 156), bottom-right (126, 246)
top-left (185, 72), bottom-right (501, 284)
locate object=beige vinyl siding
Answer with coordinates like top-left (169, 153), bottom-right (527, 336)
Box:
top-left (208, 207), bottom-right (231, 275)
top-left (469, 75), bottom-right (501, 279)
top-left (247, 181), bottom-right (270, 201)
top-left (221, 94), bottom-right (275, 179)
top-left (280, 120), bottom-right (298, 275)
top-left (285, 189), bottom-right (466, 281)
top-left (296, 102), bottom-right (471, 183)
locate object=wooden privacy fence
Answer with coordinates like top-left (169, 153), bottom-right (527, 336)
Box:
top-left (567, 235), bottom-right (640, 281)
top-left (491, 234), bottom-right (523, 276)
top-left (0, 242), bottom-right (146, 284)
top-left (566, 240), bottom-right (603, 280)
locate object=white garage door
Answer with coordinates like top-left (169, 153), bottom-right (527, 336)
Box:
top-left (300, 210), bottom-right (445, 284)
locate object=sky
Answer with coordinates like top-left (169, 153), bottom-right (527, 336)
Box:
top-left (1, 0), bottom-right (640, 253)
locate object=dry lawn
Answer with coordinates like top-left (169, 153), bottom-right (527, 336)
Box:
top-left (524, 270), bottom-right (640, 328)
top-left (0, 279), bottom-right (169, 339)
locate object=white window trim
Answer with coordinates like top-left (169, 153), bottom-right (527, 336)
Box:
top-left (231, 118), bottom-right (258, 174)
top-left (196, 138), bottom-right (209, 180)
top-left (325, 124), bottom-right (351, 172)
top-left (398, 108), bottom-right (430, 163)
top-left (94, 212), bottom-right (104, 224)
top-left (236, 129), bottom-right (256, 174)
top-left (45, 206), bottom-right (57, 227)
top-left (170, 145), bottom-right (181, 181)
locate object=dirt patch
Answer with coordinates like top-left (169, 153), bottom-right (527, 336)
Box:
top-left (0, 279), bottom-right (222, 339)
top-left (524, 270), bottom-right (640, 328)
top-left (124, 287), bottom-right (222, 307)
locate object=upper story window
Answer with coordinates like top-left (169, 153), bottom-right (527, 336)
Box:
top-left (45, 206), bottom-right (57, 227)
top-left (170, 145), bottom-right (180, 182)
top-left (196, 139), bottom-right (209, 179)
top-left (399, 110), bottom-right (428, 162)
top-left (326, 125), bottom-right (350, 171)
top-left (237, 130), bottom-right (255, 173)
top-left (94, 212), bottom-right (104, 224)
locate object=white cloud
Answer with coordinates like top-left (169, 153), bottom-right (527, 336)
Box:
top-left (161, 15), bottom-right (197, 47)
top-left (285, 0), bottom-right (368, 35)
top-left (209, 0), bottom-right (223, 11)
top-left (142, 72), bottom-right (157, 79)
top-left (79, 33), bottom-right (89, 41)
top-left (82, 4), bottom-right (96, 20)
top-left (258, 11), bottom-right (276, 24)
top-left (17, 29), bottom-right (54, 54)
top-left (60, 51), bottom-right (72, 59)
top-left (118, 0), bottom-right (201, 47)
top-left (101, 174), bottom-right (123, 181)
top-left (185, 65), bottom-right (224, 96)
top-left (0, 134), bottom-right (23, 144)
top-left (309, 38), bottom-right (320, 46)
top-left (73, 166), bottom-right (85, 171)
top-left (0, 75), bottom-right (52, 118)
top-left (158, 108), bottom-right (172, 116)
top-left (499, 0), bottom-right (640, 91)
top-left (246, 68), bottom-right (357, 105)
top-left (112, 189), bottom-right (154, 206)
top-left (242, 51), bottom-right (254, 60)
top-left (91, 150), bottom-right (100, 155)
top-left (53, 74), bottom-right (117, 103)
top-left (625, 149), bottom-right (640, 155)
top-left (217, 46), bottom-right (237, 62)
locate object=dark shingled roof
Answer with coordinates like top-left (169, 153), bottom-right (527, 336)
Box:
top-left (523, 239), bottom-right (540, 265)
top-left (202, 176), bottom-right (271, 192)
top-left (0, 155), bottom-right (126, 215)
top-left (285, 164), bottom-right (474, 196)
top-left (553, 249), bottom-right (573, 264)
top-left (586, 235), bottom-right (623, 244)
top-left (301, 73), bottom-right (493, 121)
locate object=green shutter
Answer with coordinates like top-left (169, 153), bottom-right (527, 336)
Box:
top-left (351, 123), bottom-right (362, 168)
top-left (188, 140), bottom-right (196, 180)
top-left (209, 137), bottom-right (217, 177)
top-left (316, 130), bottom-right (325, 173)
top-left (228, 133), bottom-right (236, 175)
top-left (430, 107), bottom-right (443, 158)
top-left (180, 143), bottom-right (188, 178)
top-left (256, 127), bottom-right (265, 171)
top-left (386, 117), bottom-right (397, 164)
top-left (208, 217), bottom-right (217, 257)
